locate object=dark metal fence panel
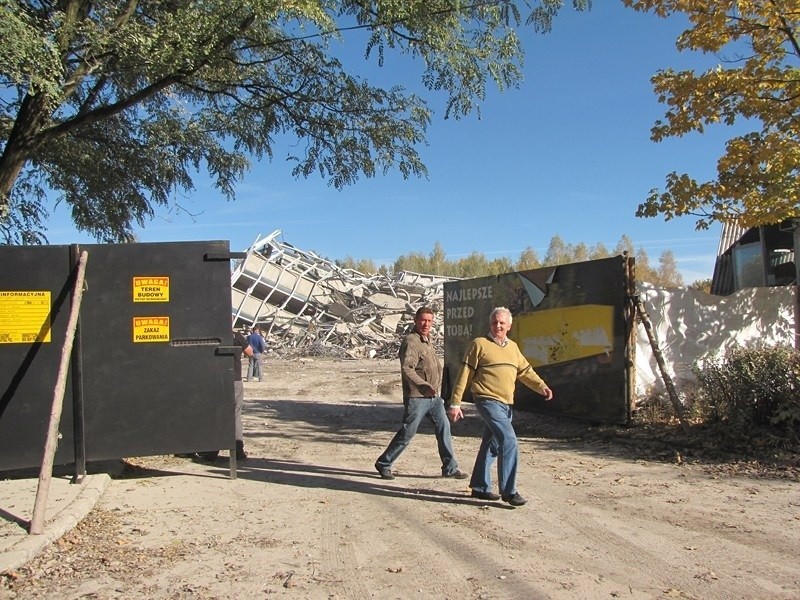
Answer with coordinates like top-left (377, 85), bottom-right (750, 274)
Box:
top-left (0, 246), bottom-right (76, 470)
top-left (78, 241), bottom-right (235, 460)
top-left (0, 241), bottom-right (235, 471)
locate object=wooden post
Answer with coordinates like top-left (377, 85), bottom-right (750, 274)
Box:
top-left (793, 220), bottom-right (800, 351)
top-left (635, 295), bottom-right (690, 434)
top-left (29, 250), bottom-right (89, 535)
top-left (625, 255), bottom-right (637, 422)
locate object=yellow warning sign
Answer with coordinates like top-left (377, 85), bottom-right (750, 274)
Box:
top-left (0, 291), bottom-right (51, 343)
top-left (133, 316), bottom-right (170, 343)
top-left (133, 276), bottom-right (170, 303)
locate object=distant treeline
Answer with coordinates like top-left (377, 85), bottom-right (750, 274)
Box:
top-left (335, 234), bottom-right (712, 290)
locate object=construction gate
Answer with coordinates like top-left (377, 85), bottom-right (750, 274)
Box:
top-left (0, 241), bottom-right (238, 474)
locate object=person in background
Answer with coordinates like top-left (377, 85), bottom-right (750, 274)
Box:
top-left (374, 306), bottom-right (468, 481)
top-left (231, 328), bottom-right (252, 460)
top-left (246, 325), bottom-right (266, 382)
top-left (198, 329), bottom-right (253, 461)
top-left (448, 306), bottom-right (553, 507)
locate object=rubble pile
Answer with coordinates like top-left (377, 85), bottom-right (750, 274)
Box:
top-left (231, 231), bottom-right (457, 358)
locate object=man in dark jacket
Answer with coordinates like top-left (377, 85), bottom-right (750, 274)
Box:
top-left (374, 306), bottom-right (468, 481)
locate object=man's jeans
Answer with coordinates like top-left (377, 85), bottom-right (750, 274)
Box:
top-left (247, 353), bottom-right (262, 380)
top-left (469, 398), bottom-right (518, 497)
top-left (376, 396), bottom-right (459, 475)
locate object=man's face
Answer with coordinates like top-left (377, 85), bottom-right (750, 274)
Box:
top-left (490, 312), bottom-right (511, 340)
top-left (414, 312), bottom-right (434, 337)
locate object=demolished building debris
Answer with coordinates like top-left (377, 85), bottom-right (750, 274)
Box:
top-left (231, 230), bottom-right (458, 359)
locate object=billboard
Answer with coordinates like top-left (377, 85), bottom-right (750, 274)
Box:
top-left (443, 256), bottom-right (633, 424)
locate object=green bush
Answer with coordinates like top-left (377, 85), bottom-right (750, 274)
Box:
top-left (692, 345), bottom-right (800, 443)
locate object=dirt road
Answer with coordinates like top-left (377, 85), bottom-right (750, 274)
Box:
top-left (3, 358), bottom-right (799, 599)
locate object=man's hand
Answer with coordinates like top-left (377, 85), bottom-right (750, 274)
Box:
top-left (541, 385), bottom-right (554, 401)
top-left (447, 406), bottom-right (463, 422)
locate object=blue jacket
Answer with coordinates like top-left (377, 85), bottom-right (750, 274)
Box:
top-left (247, 332), bottom-right (266, 354)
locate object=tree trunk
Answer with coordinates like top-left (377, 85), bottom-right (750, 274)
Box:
top-left (0, 92), bottom-right (51, 216)
top-left (794, 220), bottom-right (800, 350)
top-left (635, 296), bottom-right (690, 433)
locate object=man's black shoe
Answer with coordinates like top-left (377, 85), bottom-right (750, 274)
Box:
top-left (443, 469), bottom-right (469, 480)
top-left (470, 490), bottom-right (501, 501)
top-left (374, 462), bottom-right (395, 480)
top-left (196, 451), bottom-right (220, 462)
top-left (502, 493), bottom-right (527, 507)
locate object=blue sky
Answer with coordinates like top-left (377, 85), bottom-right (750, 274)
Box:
top-left (45, 2), bottom-right (741, 284)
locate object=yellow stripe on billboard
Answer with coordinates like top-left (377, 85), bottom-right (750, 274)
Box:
top-left (514, 304), bottom-right (614, 367)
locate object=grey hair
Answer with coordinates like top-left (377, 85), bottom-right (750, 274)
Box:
top-left (490, 306), bottom-right (512, 325)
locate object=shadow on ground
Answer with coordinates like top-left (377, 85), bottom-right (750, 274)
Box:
top-left (245, 396), bottom-right (800, 481)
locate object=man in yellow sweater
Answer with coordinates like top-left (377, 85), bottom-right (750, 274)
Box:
top-left (448, 307), bottom-right (553, 507)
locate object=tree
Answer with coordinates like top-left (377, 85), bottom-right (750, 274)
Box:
top-left (455, 251), bottom-right (491, 278)
top-left (429, 241), bottom-right (447, 276)
top-left (689, 278), bottom-right (712, 293)
top-left (515, 245), bottom-right (541, 270)
top-left (655, 249), bottom-right (683, 287)
top-left (624, 1), bottom-right (800, 229)
top-left (543, 234), bottom-right (569, 266)
top-left (393, 250), bottom-right (429, 274)
top-left (336, 255), bottom-right (377, 274)
top-left (634, 245), bottom-right (654, 282)
top-left (588, 242), bottom-right (610, 260)
top-left (487, 256), bottom-right (514, 274)
top-left (0, 1), bottom-right (590, 244)
top-left (613, 234), bottom-right (635, 257)
top-left (572, 241), bottom-right (589, 263)
top-left (378, 235), bottom-right (686, 286)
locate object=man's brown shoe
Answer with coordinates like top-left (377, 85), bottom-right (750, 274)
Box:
top-left (375, 463), bottom-right (395, 480)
